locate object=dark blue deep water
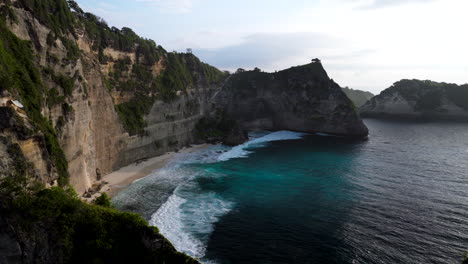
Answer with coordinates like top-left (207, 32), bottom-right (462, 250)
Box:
top-left (113, 119), bottom-right (468, 264)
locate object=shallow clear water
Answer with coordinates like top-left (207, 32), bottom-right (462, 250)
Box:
top-left (113, 119), bottom-right (468, 264)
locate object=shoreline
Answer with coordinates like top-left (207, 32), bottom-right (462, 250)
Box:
top-left (84, 144), bottom-right (209, 201)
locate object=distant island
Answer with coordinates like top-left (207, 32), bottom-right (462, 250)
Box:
top-left (360, 79), bottom-right (468, 119)
top-left (341, 87), bottom-right (374, 107)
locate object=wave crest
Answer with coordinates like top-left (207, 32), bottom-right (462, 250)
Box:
top-left (217, 130), bottom-right (307, 161)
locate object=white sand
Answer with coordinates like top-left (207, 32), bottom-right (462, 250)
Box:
top-left (84, 144), bottom-right (208, 201)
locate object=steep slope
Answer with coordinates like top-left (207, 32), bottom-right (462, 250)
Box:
top-left (0, 1), bottom-right (215, 262)
top-left (0, 0), bottom-right (226, 193)
top-left (214, 64), bottom-right (369, 138)
top-left (360, 79), bottom-right (468, 119)
top-left (341, 87), bottom-right (374, 107)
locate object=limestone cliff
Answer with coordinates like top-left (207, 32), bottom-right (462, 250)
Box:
top-left (360, 79), bottom-right (468, 119)
top-left (214, 64), bottom-right (369, 137)
top-left (0, 0), bottom-right (226, 194)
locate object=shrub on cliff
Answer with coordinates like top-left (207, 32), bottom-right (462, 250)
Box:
top-left (93, 192), bottom-right (111, 207)
top-left (0, 186), bottom-right (198, 264)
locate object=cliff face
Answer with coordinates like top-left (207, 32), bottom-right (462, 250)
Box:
top-left (0, 1), bottom-right (226, 194)
top-left (116, 86), bottom-right (218, 167)
top-left (360, 79), bottom-right (468, 119)
top-left (215, 64), bottom-right (369, 137)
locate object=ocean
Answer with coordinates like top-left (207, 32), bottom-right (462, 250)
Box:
top-left (112, 119), bottom-right (468, 264)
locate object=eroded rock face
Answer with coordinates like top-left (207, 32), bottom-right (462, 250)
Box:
top-left (115, 87), bottom-right (220, 168)
top-left (360, 79), bottom-right (468, 119)
top-left (215, 64), bottom-right (369, 137)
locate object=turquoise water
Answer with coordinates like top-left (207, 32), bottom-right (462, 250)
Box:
top-left (113, 119), bottom-right (468, 263)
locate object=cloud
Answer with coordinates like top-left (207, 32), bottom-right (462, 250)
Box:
top-left (195, 32), bottom-right (354, 72)
top-left (134, 0), bottom-right (194, 13)
top-left (357, 0), bottom-right (436, 9)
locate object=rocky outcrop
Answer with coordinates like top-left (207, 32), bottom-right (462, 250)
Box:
top-left (360, 79), bottom-right (468, 119)
top-left (214, 64), bottom-right (369, 138)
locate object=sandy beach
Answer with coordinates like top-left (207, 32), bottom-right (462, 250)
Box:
top-left (84, 144), bottom-right (208, 201)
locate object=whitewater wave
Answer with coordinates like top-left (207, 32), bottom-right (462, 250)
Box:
top-left (217, 130), bottom-right (307, 161)
top-left (150, 182), bottom-right (234, 260)
top-left (147, 130), bottom-right (305, 262)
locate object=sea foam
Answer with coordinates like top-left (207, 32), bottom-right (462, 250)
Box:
top-left (217, 130), bottom-right (307, 161)
top-left (150, 181), bottom-right (234, 261)
top-left (148, 130), bottom-right (306, 262)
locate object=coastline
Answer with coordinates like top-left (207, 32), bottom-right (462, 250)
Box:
top-left (84, 144), bottom-right (209, 201)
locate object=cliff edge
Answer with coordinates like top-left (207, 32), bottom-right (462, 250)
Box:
top-left (215, 63), bottom-right (369, 138)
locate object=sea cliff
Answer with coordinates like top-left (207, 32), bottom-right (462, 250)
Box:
top-left (360, 79), bottom-right (468, 119)
top-left (214, 65), bottom-right (369, 137)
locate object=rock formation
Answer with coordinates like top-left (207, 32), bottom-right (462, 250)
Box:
top-left (360, 79), bottom-right (468, 119)
top-left (214, 64), bottom-right (369, 137)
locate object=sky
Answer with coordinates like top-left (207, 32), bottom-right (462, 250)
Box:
top-left (75, 0), bottom-right (468, 94)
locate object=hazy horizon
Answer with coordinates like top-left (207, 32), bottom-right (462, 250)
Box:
top-left (75, 0), bottom-right (468, 94)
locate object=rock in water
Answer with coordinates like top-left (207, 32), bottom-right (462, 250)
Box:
top-left (214, 63), bottom-right (369, 138)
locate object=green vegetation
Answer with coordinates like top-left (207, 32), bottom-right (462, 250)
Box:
top-left (342, 87), bottom-right (374, 107)
top-left (446, 84), bottom-right (468, 110)
top-left (384, 79), bottom-right (468, 111)
top-left (0, 136), bottom-right (196, 263)
top-left (228, 69), bottom-right (269, 92)
top-left (114, 53), bottom-right (226, 135)
top-left (14, 0), bottom-right (76, 35)
top-left (115, 94), bottom-right (154, 136)
top-left (0, 16), bottom-right (69, 185)
top-left (195, 111), bottom-right (237, 140)
top-left (46, 87), bottom-right (65, 107)
top-left (51, 72), bottom-right (75, 96)
top-left (0, 183), bottom-right (197, 263)
top-left (0, 4), bottom-right (18, 23)
top-left (80, 11), bottom-right (162, 61)
top-left (93, 192), bottom-right (111, 207)
top-left (60, 35), bottom-right (80, 61)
